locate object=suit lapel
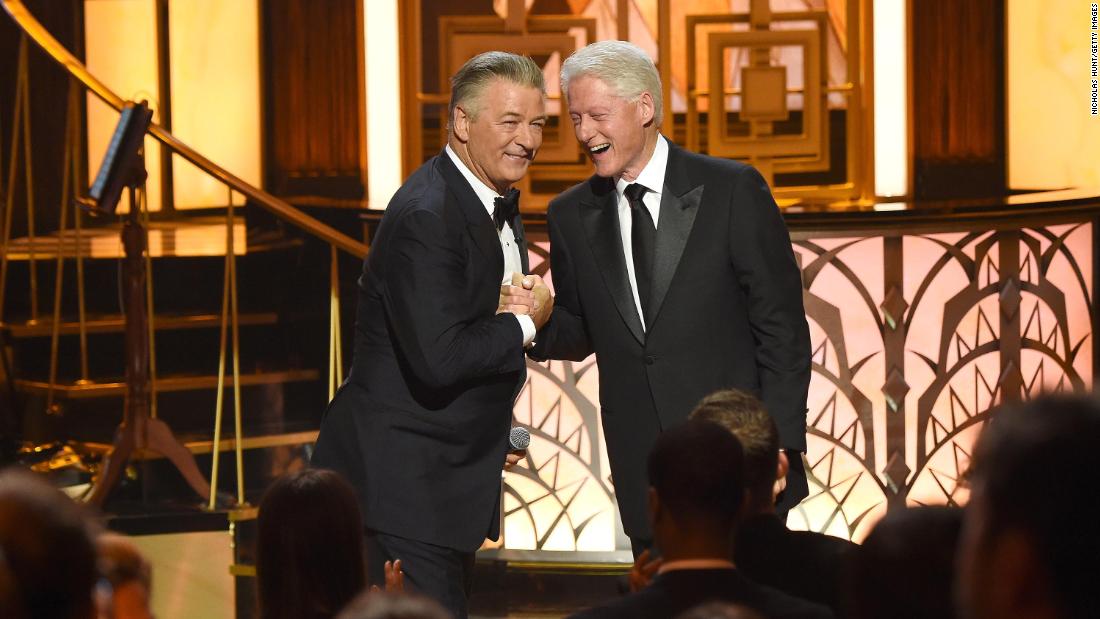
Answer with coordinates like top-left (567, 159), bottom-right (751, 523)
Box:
top-left (580, 178), bottom-right (645, 345)
top-left (436, 151), bottom-right (504, 277)
top-left (647, 143), bottom-right (703, 328)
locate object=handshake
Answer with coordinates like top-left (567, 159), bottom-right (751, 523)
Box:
top-left (498, 273), bottom-right (553, 330)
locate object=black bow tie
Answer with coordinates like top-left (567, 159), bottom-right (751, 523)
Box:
top-left (493, 189), bottom-right (520, 231)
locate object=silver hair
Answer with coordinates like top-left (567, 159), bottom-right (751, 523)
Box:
top-left (560, 40), bottom-right (663, 125)
top-left (448, 51), bottom-right (545, 126)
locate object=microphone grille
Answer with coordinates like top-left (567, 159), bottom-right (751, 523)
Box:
top-left (509, 425), bottom-right (531, 450)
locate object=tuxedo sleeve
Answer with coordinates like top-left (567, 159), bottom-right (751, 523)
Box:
top-left (383, 207), bottom-right (526, 390)
top-left (729, 166), bottom-right (812, 452)
top-left (528, 203), bottom-right (592, 362)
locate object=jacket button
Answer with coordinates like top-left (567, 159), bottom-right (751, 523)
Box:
top-left (644, 355), bottom-right (656, 365)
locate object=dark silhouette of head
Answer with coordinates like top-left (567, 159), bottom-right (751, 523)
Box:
top-left (335, 591), bottom-right (451, 619)
top-left (257, 468), bottom-right (367, 619)
top-left (97, 532), bottom-right (154, 619)
top-left (690, 390), bottom-right (783, 513)
top-left (676, 602), bottom-right (765, 619)
top-left (647, 420), bottom-right (745, 559)
top-left (957, 394), bottom-right (1100, 619)
top-left (847, 505), bottom-right (962, 619)
top-left (0, 467), bottom-right (98, 619)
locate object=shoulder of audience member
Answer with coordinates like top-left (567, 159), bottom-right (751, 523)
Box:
top-left (753, 581), bottom-right (836, 619)
top-left (566, 587), bottom-right (663, 619)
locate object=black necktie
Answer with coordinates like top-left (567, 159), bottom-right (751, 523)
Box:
top-left (625, 183), bottom-right (655, 322)
top-left (493, 188), bottom-right (520, 231)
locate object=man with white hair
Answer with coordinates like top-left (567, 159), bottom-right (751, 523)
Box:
top-left (523, 40), bottom-right (811, 554)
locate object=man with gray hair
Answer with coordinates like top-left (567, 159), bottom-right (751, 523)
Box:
top-left (524, 40), bottom-right (811, 554)
top-left (313, 51), bottom-right (552, 618)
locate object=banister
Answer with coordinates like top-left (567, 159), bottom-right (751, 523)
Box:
top-left (1, 0), bottom-right (369, 259)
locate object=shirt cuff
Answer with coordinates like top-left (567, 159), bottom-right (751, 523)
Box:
top-left (515, 314), bottom-right (537, 347)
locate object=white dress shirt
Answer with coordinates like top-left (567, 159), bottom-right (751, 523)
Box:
top-left (445, 145), bottom-right (536, 346)
top-left (614, 134), bottom-right (670, 330)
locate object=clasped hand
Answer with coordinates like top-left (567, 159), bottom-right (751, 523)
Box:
top-left (497, 273), bottom-right (553, 330)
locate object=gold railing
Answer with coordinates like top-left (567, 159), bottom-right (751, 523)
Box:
top-left (1, 0), bottom-right (362, 509)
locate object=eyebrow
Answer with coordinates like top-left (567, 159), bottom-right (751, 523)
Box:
top-left (500, 111), bottom-right (548, 122)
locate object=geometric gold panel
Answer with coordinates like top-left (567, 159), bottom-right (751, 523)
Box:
top-left (707, 28), bottom-right (823, 160)
top-left (741, 65), bottom-right (789, 122)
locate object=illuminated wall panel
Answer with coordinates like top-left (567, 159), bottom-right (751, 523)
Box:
top-left (1007, 0), bottom-right (1100, 189)
top-left (506, 221), bottom-right (1094, 552)
top-left (84, 0), bottom-right (162, 212)
top-left (872, 0), bottom-right (908, 197)
top-left (169, 0), bottom-right (260, 208)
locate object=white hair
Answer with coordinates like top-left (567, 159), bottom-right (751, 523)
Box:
top-left (560, 40), bottom-right (663, 125)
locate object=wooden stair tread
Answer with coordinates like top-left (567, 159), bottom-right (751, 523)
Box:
top-left (15, 369), bottom-right (320, 399)
top-left (2, 218), bottom-right (301, 260)
top-left (80, 430), bottom-right (318, 459)
top-left (1, 312), bottom-right (279, 337)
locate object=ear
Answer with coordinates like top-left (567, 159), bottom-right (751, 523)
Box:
top-left (772, 450), bottom-right (790, 502)
top-left (647, 486), bottom-right (660, 527)
top-left (452, 105), bottom-right (472, 143)
top-left (636, 91), bottom-right (656, 126)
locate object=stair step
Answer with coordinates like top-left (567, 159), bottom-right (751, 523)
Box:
top-left (15, 369), bottom-right (320, 399)
top-left (1, 312), bottom-right (279, 338)
top-left (81, 430), bottom-right (318, 459)
top-left (3, 218), bottom-right (300, 260)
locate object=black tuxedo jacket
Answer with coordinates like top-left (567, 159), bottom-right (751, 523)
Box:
top-left (530, 141), bottom-right (811, 538)
top-left (312, 151), bottom-right (529, 552)
top-left (736, 514), bottom-right (858, 616)
top-left (567, 569), bottom-right (834, 619)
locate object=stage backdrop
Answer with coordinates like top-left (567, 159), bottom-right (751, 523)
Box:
top-left (501, 218), bottom-right (1093, 552)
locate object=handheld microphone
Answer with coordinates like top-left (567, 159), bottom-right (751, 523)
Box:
top-left (509, 426), bottom-right (531, 451)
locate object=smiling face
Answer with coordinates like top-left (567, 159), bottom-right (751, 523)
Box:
top-left (450, 78), bottom-right (546, 194)
top-left (567, 74), bottom-right (657, 181)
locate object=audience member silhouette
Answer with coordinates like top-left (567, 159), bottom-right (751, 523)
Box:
top-left (336, 590), bottom-right (451, 619)
top-left (845, 505), bottom-right (962, 619)
top-left (569, 420), bottom-right (832, 619)
top-left (676, 602), bottom-right (765, 619)
top-left (257, 469), bottom-right (369, 619)
top-left (0, 467), bottom-right (98, 619)
top-left (96, 533), bottom-right (154, 619)
top-left (956, 394), bottom-right (1100, 619)
top-left (691, 389), bottom-right (856, 615)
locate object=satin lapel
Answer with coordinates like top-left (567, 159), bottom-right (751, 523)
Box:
top-left (580, 182), bottom-right (646, 345)
top-left (647, 144), bottom-right (704, 327)
top-left (436, 151), bottom-right (504, 275)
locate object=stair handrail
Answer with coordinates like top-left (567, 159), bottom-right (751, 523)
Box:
top-left (1, 0), bottom-right (369, 259)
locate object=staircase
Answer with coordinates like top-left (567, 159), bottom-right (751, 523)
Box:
top-left (0, 0), bottom-right (368, 510)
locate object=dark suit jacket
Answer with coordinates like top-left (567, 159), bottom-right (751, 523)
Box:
top-left (530, 140), bottom-right (811, 538)
top-left (312, 151), bottom-right (529, 552)
top-left (736, 514), bottom-right (857, 616)
top-left (568, 569), bottom-right (834, 619)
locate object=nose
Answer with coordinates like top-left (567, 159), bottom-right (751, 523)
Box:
top-left (575, 116), bottom-right (595, 143)
top-left (515, 122), bottom-right (539, 153)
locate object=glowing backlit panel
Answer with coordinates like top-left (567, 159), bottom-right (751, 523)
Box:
top-left (169, 0), bottom-right (260, 208)
top-left (1007, 0), bottom-right (1100, 189)
top-left (872, 0), bottom-right (908, 198)
top-left (365, 0), bottom-right (403, 210)
top-left (84, 0), bottom-right (162, 212)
